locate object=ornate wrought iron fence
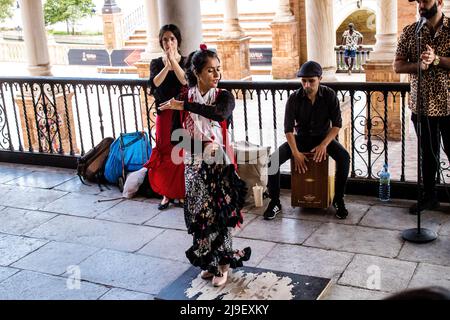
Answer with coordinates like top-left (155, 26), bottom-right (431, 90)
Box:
top-left (1, 76), bottom-right (449, 196)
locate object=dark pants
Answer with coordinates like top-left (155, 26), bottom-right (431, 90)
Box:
top-left (411, 114), bottom-right (450, 197)
top-left (267, 135), bottom-right (350, 201)
top-left (344, 50), bottom-right (356, 70)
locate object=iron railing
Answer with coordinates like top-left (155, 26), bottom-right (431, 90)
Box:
top-left (334, 46), bottom-right (373, 73)
top-left (0, 76), bottom-right (448, 199)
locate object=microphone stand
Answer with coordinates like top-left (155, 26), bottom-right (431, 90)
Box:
top-left (402, 23), bottom-right (437, 243)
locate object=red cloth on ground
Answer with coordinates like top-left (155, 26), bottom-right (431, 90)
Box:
top-left (145, 109), bottom-right (185, 199)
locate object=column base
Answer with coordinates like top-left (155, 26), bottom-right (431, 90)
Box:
top-left (27, 64), bottom-right (52, 77)
top-left (216, 37), bottom-right (252, 81)
top-left (364, 62), bottom-right (405, 141)
top-left (321, 67), bottom-right (338, 82)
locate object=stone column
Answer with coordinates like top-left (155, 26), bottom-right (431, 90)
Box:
top-left (271, 0), bottom-right (299, 79)
top-left (140, 0), bottom-right (161, 63)
top-left (364, 0), bottom-right (403, 141)
top-left (19, 0), bottom-right (52, 76)
top-left (158, 0), bottom-right (203, 56)
top-left (216, 0), bottom-right (251, 80)
top-left (135, 0), bottom-right (161, 79)
top-left (102, 0), bottom-right (123, 50)
top-left (220, 0), bottom-right (244, 38)
top-left (275, 0), bottom-right (296, 22)
top-left (370, 0), bottom-right (398, 62)
top-left (305, 0), bottom-right (336, 81)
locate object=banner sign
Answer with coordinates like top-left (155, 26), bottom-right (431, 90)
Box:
top-left (250, 47), bottom-right (272, 66)
top-left (68, 49), bottom-right (144, 66)
top-left (68, 49), bottom-right (110, 66)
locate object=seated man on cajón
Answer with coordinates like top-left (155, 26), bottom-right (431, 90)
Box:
top-left (264, 61), bottom-right (351, 220)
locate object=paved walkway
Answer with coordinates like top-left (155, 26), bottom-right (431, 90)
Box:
top-left (0, 161), bottom-right (449, 300)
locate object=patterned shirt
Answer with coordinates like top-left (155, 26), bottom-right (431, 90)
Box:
top-left (342, 30), bottom-right (363, 51)
top-left (396, 14), bottom-right (450, 117)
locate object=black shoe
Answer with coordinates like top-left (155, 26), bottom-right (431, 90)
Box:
top-left (264, 200), bottom-right (282, 220)
top-left (172, 199), bottom-right (184, 208)
top-left (158, 200), bottom-right (170, 210)
top-left (333, 198), bottom-right (348, 220)
top-left (409, 197), bottom-right (440, 215)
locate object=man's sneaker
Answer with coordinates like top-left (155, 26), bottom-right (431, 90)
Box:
top-left (264, 200), bottom-right (282, 220)
top-left (333, 198), bottom-right (348, 220)
top-left (409, 197), bottom-right (440, 215)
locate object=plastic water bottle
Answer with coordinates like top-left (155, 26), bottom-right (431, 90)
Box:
top-left (379, 164), bottom-right (390, 202)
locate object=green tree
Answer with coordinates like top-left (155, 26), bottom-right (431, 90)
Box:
top-left (0, 0), bottom-right (15, 23)
top-left (44, 0), bottom-right (95, 35)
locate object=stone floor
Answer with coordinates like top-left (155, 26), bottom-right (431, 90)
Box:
top-left (0, 161), bottom-right (449, 300)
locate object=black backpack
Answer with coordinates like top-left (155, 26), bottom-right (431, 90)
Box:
top-left (77, 137), bottom-right (114, 187)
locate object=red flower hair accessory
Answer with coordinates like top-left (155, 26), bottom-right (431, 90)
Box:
top-left (199, 43), bottom-right (208, 51)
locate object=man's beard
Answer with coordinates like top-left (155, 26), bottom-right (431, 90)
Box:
top-left (420, 2), bottom-right (438, 19)
top-left (304, 88), bottom-right (314, 95)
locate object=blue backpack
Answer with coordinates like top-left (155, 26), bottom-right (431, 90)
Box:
top-left (104, 131), bottom-right (152, 185)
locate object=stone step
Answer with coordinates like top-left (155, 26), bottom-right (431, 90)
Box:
top-left (135, 24), bottom-right (272, 34)
top-left (202, 12), bottom-right (274, 18)
top-left (130, 13), bottom-right (274, 48)
top-left (129, 35), bottom-right (147, 40)
top-left (205, 38), bottom-right (272, 46)
top-left (203, 25), bottom-right (271, 33)
top-left (202, 17), bottom-right (273, 24)
top-left (250, 65), bottom-right (272, 75)
top-left (123, 41), bottom-right (272, 49)
top-left (124, 39), bottom-right (272, 48)
top-left (124, 40), bottom-right (148, 46)
top-left (203, 30), bottom-right (272, 37)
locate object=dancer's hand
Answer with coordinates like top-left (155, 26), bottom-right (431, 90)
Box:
top-left (160, 98), bottom-right (184, 111)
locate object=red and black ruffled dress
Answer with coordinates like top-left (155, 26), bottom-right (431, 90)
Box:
top-left (144, 57), bottom-right (186, 200)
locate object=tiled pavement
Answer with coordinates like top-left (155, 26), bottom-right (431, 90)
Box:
top-left (0, 162), bottom-right (449, 300)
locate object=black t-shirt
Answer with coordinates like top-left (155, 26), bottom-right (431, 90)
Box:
top-left (284, 85), bottom-right (342, 137)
